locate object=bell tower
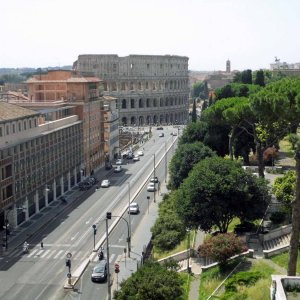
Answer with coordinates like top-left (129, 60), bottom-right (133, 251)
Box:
top-left (226, 59), bottom-right (231, 73)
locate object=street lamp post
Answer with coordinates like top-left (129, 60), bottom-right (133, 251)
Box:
top-left (106, 212), bottom-right (112, 300)
top-left (127, 182), bottom-right (131, 258)
top-left (147, 196), bottom-right (150, 214)
top-left (164, 141), bottom-right (167, 183)
top-left (92, 224), bottom-right (97, 251)
top-left (186, 228), bottom-right (191, 274)
top-left (153, 154), bottom-right (156, 203)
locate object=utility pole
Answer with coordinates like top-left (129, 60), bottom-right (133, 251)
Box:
top-left (106, 212), bottom-right (111, 300)
top-left (127, 182), bottom-right (131, 257)
top-left (153, 154), bottom-right (156, 203)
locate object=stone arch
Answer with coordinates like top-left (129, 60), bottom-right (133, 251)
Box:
top-left (160, 115), bottom-right (164, 124)
top-left (139, 98), bottom-right (143, 108)
top-left (122, 99), bottom-right (127, 109)
top-left (170, 114), bottom-right (173, 123)
top-left (146, 98), bottom-right (150, 108)
top-left (165, 98), bottom-right (169, 106)
top-left (153, 115), bottom-right (158, 124)
top-left (146, 115), bottom-right (151, 125)
top-left (122, 117), bottom-right (127, 126)
top-left (165, 114), bottom-right (169, 124)
top-left (130, 116), bottom-right (136, 125)
top-left (160, 98), bottom-right (164, 107)
top-left (139, 116), bottom-right (144, 125)
top-left (153, 98), bottom-right (157, 107)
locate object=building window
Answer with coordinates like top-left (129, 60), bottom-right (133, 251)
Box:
top-left (122, 99), bottom-right (127, 109)
top-left (6, 125), bottom-right (9, 135)
top-left (146, 82), bottom-right (149, 89)
top-left (0, 127), bottom-right (2, 137)
top-left (146, 99), bottom-right (150, 108)
top-left (112, 82), bottom-right (117, 91)
top-left (18, 122), bottom-right (21, 131)
top-left (121, 82), bottom-right (126, 90)
top-left (113, 63), bottom-right (117, 72)
top-left (139, 99), bottom-right (143, 108)
top-left (130, 82), bottom-right (134, 90)
top-left (12, 124), bottom-right (15, 133)
top-left (131, 99), bottom-right (135, 109)
top-left (147, 64), bottom-right (150, 69)
top-left (24, 121), bottom-right (27, 130)
top-left (138, 82), bottom-right (142, 90)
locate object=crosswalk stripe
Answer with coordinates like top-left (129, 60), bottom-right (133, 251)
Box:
top-left (73, 251), bottom-right (82, 260)
top-left (109, 253), bottom-right (115, 263)
top-left (27, 249), bottom-right (39, 258)
top-left (34, 249), bottom-right (44, 257)
top-left (54, 250), bottom-right (64, 259)
top-left (40, 249), bottom-right (51, 258)
top-left (45, 250), bottom-right (55, 259)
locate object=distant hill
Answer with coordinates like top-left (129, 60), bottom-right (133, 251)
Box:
top-left (0, 66), bottom-right (72, 76)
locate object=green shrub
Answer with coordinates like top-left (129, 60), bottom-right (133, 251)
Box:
top-left (225, 271), bottom-right (263, 292)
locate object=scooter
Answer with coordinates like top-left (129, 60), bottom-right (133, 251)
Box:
top-left (23, 245), bottom-right (29, 254)
top-left (61, 197), bottom-right (67, 204)
top-left (98, 250), bottom-right (104, 260)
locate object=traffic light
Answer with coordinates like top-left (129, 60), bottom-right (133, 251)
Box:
top-left (66, 259), bottom-right (71, 268)
top-left (114, 263), bottom-right (120, 273)
top-left (92, 224), bottom-right (97, 235)
top-left (106, 212), bottom-right (112, 219)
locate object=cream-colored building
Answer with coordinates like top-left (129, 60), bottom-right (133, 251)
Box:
top-left (73, 54), bottom-right (190, 125)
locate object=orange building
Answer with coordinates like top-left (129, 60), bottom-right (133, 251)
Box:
top-left (26, 70), bottom-right (106, 175)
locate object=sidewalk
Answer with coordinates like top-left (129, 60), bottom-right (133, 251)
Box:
top-left (0, 166), bottom-right (113, 258)
top-left (111, 182), bottom-right (168, 295)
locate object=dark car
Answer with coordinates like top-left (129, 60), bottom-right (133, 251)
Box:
top-left (91, 260), bottom-right (107, 282)
top-left (156, 127), bottom-right (164, 130)
top-left (150, 176), bottom-right (159, 183)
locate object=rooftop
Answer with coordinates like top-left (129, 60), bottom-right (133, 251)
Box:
top-left (0, 101), bottom-right (38, 121)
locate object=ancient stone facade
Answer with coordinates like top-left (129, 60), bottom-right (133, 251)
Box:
top-left (73, 54), bottom-right (189, 125)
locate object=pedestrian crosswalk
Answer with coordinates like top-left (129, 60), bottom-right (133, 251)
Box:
top-left (7, 247), bottom-right (117, 263)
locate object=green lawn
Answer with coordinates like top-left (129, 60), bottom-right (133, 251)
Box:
top-left (270, 250), bottom-right (300, 275)
top-left (199, 259), bottom-right (282, 300)
top-left (179, 272), bottom-right (192, 300)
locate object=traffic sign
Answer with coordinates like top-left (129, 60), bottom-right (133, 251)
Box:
top-left (67, 273), bottom-right (72, 278)
top-left (66, 252), bottom-right (72, 259)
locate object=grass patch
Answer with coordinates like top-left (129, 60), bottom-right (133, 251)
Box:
top-left (199, 259), bottom-right (282, 300)
top-left (153, 230), bottom-right (196, 260)
top-left (179, 272), bottom-right (192, 300)
top-left (227, 218), bottom-right (241, 233)
top-left (270, 250), bottom-right (300, 275)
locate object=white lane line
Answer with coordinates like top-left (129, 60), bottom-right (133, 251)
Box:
top-left (109, 253), bottom-right (116, 263)
top-left (85, 217), bottom-right (93, 224)
top-left (8, 248), bottom-right (20, 257)
top-left (45, 250), bottom-right (56, 259)
top-left (54, 250), bottom-right (64, 259)
top-left (110, 244), bottom-right (127, 249)
top-left (34, 249), bottom-right (44, 257)
top-left (70, 232), bottom-right (79, 241)
top-left (27, 249), bottom-right (39, 258)
top-left (40, 249), bottom-right (51, 258)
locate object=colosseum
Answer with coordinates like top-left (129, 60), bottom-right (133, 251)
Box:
top-left (73, 54), bottom-right (189, 125)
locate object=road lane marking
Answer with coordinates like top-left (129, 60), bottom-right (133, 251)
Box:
top-left (27, 249), bottom-right (39, 258)
top-left (110, 244), bottom-right (128, 249)
top-left (73, 251), bottom-right (82, 260)
top-left (70, 232), bottom-right (79, 241)
top-left (8, 248), bottom-right (20, 257)
top-left (40, 249), bottom-right (51, 258)
top-left (109, 253), bottom-right (116, 263)
top-left (34, 249), bottom-right (44, 257)
top-left (54, 250), bottom-right (64, 259)
top-left (85, 217), bottom-right (93, 224)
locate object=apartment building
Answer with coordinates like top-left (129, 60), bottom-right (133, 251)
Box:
top-left (0, 102), bottom-right (83, 229)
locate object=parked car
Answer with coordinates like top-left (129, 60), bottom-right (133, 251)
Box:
top-left (128, 202), bottom-right (140, 214)
top-left (159, 133), bottom-right (164, 137)
top-left (116, 159), bottom-right (123, 165)
top-left (156, 127), bottom-right (164, 130)
top-left (172, 131), bottom-right (178, 136)
top-left (101, 179), bottom-right (111, 188)
top-left (147, 182), bottom-right (156, 192)
top-left (114, 166), bottom-right (122, 173)
top-left (137, 150), bottom-right (144, 156)
top-left (150, 176), bottom-right (159, 183)
top-left (91, 260), bottom-right (107, 282)
top-left (127, 152), bottom-right (133, 159)
top-left (133, 155), bottom-right (140, 161)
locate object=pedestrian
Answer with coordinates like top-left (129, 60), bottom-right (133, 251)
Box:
top-left (41, 241), bottom-right (44, 249)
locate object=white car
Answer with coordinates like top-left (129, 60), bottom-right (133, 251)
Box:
top-left (114, 166), bottom-right (122, 173)
top-left (137, 150), bottom-right (144, 156)
top-left (101, 179), bottom-right (111, 188)
top-left (116, 159), bottom-right (123, 165)
top-left (172, 132), bottom-right (178, 136)
top-left (159, 133), bottom-right (164, 137)
top-left (128, 202), bottom-right (140, 214)
top-left (133, 155), bottom-right (140, 161)
top-left (147, 182), bottom-right (156, 192)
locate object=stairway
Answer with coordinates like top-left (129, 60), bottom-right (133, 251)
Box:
top-left (263, 233), bottom-right (291, 250)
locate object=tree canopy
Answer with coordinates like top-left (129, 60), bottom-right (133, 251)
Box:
top-left (175, 156), bottom-right (270, 233)
top-left (169, 141), bottom-right (215, 189)
top-left (114, 261), bottom-right (184, 300)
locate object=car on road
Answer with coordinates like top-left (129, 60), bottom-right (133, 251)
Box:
top-left (133, 155), bottom-right (140, 161)
top-left (116, 159), bottom-right (123, 165)
top-left (137, 150), bottom-right (144, 156)
top-left (156, 127), bottom-right (163, 130)
top-left (128, 202), bottom-right (140, 214)
top-left (172, 132), bottom-right (178, 136)
top-left (159, 133), bottom-right (164, 137)
top-left (150, 176), bottom-right (159, 183)
top-left (101, 179), bottom-right (110, 188)
top-left (114, 166), bottom-right (122, 173)
top-left (147, 182), bottom-right (156, 192)
top-left (91, 260), bottom-right (107, 282)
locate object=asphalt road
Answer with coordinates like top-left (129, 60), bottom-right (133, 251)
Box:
top-left (0, 126), bottom-right (179, 300)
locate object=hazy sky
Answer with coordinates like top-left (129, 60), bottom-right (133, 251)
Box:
top-left (1, 0), bottom-right (299, 71)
